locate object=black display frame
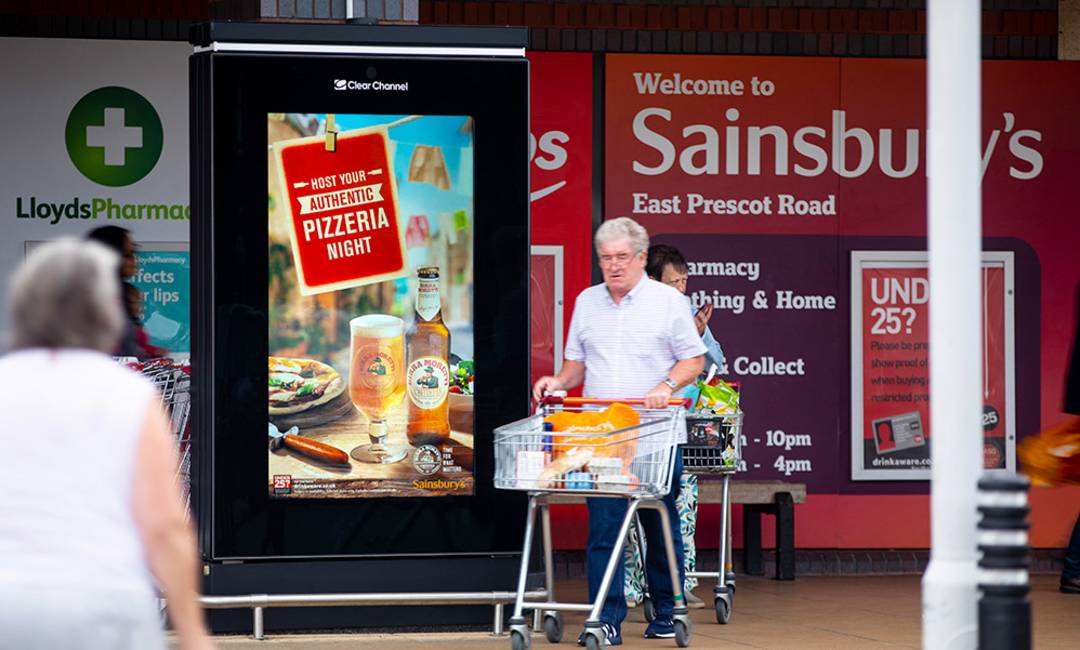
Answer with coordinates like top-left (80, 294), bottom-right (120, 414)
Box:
top-left (191, 44), bottom-right (530, 561)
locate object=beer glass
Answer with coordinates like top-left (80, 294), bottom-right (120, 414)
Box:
top-left (349, 314), bottom-right (407, 464)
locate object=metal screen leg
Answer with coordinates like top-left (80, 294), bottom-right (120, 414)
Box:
top-left (532, 607), bottom-right (542, 632)
top-left (588, 499), bottom-right (641, 624)
top-left (493, 603), bottom-right (505, 635)
top-left (253, 606), bottom-right (264, 640)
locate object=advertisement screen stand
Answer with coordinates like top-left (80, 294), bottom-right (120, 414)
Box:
top-left (190, 23), bottom-right (530, 632)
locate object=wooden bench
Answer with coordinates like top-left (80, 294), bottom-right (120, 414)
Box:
top-left (698, 479), bottom-right (807, 580)
top-left (546, 480), bottom-right (807, 580)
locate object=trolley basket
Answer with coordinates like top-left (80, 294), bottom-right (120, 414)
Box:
top-left (681, 410), bottom-right (743, 475)
top-left (494, 398), bottom-right (686, 498)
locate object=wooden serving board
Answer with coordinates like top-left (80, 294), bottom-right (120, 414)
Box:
top-left (270, 390), bottom-right (354, 430)
top-left (267, 404), bottom-right (475, 497)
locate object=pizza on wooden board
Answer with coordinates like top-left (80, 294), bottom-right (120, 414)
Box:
top-left (268, 357), bottom-right (345, 415)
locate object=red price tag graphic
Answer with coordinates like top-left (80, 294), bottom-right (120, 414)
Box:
top-left (273, 126), bottom-right (408, 295)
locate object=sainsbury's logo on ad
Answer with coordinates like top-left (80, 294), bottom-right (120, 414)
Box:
top-left (530, 130), bottom-right (570, 202)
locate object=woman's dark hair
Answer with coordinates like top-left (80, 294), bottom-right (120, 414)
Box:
top-left (85, 226), bottom-right (131, 256)
top-left (646, 244), bottom-right (689, 280)
top-left (85, 226), bottom-right (135, 320)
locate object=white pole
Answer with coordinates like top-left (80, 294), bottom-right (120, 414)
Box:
top-left (922, 0), bottom-right (983, 648)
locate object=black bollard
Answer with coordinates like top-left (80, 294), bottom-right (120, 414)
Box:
top-left (976, 474), bottom-right (1031, 650)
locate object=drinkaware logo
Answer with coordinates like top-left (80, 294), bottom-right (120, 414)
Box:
top-left (65, 86), bottom-right (163, 187)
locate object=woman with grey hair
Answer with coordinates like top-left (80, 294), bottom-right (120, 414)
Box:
top-left (0, 240), bottom-right (212, 650)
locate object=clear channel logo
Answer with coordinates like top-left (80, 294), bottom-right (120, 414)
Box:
top-left (331, 79), bottom-right (410, 92)
top-left (65, 86), bottom-right (163, 187)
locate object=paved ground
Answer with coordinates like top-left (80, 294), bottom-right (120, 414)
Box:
top-left (172, 575), bottom-right (1078, 649)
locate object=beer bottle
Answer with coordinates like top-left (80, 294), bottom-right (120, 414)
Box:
top-left (406, 267), bottom-right (452, 447)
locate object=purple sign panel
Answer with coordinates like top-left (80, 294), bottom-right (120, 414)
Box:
top-left (658, 234), bottom-right (844, 493)
top-left (656, 234), bottom-right (1040, 495)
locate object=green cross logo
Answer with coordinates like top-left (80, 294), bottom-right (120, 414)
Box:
top-left (65, 86), bottom-right (163, 187)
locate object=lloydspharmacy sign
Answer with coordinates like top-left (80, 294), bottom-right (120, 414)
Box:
top-left (15, 85), bottom-right (188, 225)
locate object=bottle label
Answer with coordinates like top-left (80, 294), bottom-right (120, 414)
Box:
top-left (407, 356), bottom-right (450, 409)
top-left (416, 278), bottom-right (441, 321)
top-left (355, 344), bottom-right (397, 397)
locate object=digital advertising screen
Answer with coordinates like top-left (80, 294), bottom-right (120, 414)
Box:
top-left (267, 112), bottom-right (475, 498)
top-left (192, 41), bottom-right (529, 559)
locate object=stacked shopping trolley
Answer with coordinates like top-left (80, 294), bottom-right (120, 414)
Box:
top-left (118, 358), bottom-right (193, 516)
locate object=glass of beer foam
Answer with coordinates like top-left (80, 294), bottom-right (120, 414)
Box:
top-left (348, 314), bottom-right (408, 464)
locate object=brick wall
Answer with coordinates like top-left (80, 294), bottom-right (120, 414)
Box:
top-left (0, 0), bottom-right (419, 39)
top-left (0, 0), bottom-right (210, 39)
top-left (420, 0), bottom-right (1059, 59)
top-left (0, 0), bottom-right (1053, 54)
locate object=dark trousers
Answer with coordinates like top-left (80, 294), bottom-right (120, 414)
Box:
top-left (1065, 514), bottom-right (1080, 579)
top-left (585, 448), bottom-right (685, 628)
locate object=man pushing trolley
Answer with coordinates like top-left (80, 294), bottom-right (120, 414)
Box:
top-left (504, 217), bottom-right (705, 648)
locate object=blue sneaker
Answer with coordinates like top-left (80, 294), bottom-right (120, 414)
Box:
top-left (644, 617), bottom-right (675, 639)
top-left (576, 623), bottom-right (623, 646)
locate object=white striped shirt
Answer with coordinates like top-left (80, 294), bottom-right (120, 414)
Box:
top-left (565, 276), bottom-right (707, 442)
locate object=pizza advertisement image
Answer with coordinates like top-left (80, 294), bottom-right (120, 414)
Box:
top-left (268, 113), bottom-right (475, 498)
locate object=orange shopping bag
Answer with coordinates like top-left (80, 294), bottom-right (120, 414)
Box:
top-left (543, 403), bottom-right (640, 469)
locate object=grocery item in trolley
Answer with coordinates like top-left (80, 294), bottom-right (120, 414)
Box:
top-left (545, 402), bottom-right (639, 458)
top-left (495, 400), bottom-right (684, 496)
top-left (694, 377), bottom-right (740, 415)
top-left (684, 379), bottom-right (743, 474)
top-left (541, 403), bottom-right (639, 489)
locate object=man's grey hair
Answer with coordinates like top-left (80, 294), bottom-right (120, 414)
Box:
top-left (595, 217), bottom-right (650, 255)
top-left (8, 239), bottom-right (125, 353)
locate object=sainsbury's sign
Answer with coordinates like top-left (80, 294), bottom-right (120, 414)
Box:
top-left (606, 55), bottom-right (1068, 237)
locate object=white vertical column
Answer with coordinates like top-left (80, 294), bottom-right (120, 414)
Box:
top-left (921, 1), bottom-right (983, 649)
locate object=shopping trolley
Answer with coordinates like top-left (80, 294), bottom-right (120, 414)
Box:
top-left (119, 358), bottom-right (194, 516)
top-left (683, 410), bottom-right (743, 625)
top-left (117, 357), bottom-right (194, 625)
top-left (494, 396), bottom-right (693, 650)
top-left (636, 409), bottom-right (743, 626)
top-left (151, 364), bottom-right (193, 517)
